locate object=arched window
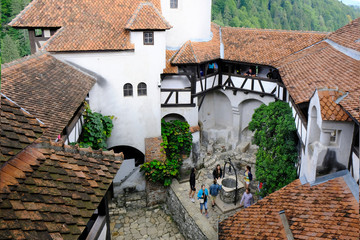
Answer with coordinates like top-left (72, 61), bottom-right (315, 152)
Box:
top-left (123, 83), bottom-right (133, 96)
top-left (137, 82), bottom-right (147, 96)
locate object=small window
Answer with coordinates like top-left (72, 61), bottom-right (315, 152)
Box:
top-left (137, 82), bottom-right (147, 96)
top-left (123, 83), bottom-right (133, 96)
top-left (35, 29), bottom-right (43, 37)
top-left (144, 32), bottom-right (154, 45)
top-left (170, 0), bottom-right (178, 8)
top-left (330, 130), bottom-right (337, 143)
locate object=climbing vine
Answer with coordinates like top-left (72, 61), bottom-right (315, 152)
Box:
top-left (141, 120), bottom-right (192, 186)
top-left (73, 103), bottom-right (114, 150)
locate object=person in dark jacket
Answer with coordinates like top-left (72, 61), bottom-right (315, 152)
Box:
top-left (209, 179), bottom-right (222, 208)
top-left (212, 164), bottom-right (222, 180)
top-left (189, 168), bottom-right (196, 202)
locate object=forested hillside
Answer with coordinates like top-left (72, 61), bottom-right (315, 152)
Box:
top-left (212, 0), bottom-right (360, 31)
top-left (1, 0), bottom-right (31, 64)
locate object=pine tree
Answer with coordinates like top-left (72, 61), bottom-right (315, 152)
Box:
top-left (1, 34), bottom-right (20, 63)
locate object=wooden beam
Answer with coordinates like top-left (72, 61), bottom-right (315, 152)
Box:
top-left (259, 80), bottom-right (265, 93)
top-left (240, 78), bottom-right (248, 89)
top-left (164, 91), bottom-right (174, 104)
top-left (161, 103), bottom-right (196, 108)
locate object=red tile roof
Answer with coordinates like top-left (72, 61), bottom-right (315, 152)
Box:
top-left (318, 89), bottom-right (352, 122)
top-left (171, 24), bottom-right (220, 64)
top-left (1, 52), bottom-right (96, 138)
top-left (9, 0), bottom-right (165, 51)
top-left (125, 2), bottom-right (171, 30)
top-left (276, 41), bottom-right (359, 123)
top-left (221, 27), bottom-right (327, 65)
top-left (0, 138), bottom-right (123, 239)
top-left (0, 94), bottom-right (46, 167)
top-left (327, 18), bottom-right (360, 52)
top-left (163, 50), bottom-right (179, 74)
top-left (219, 178), bottom-right (359, 239)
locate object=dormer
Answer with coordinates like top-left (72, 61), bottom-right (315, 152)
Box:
top-left (125, 2), bottom-right (171, 49)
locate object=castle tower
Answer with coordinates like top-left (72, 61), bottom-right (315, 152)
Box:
top-left (161, 0), bottom-right (212, 49)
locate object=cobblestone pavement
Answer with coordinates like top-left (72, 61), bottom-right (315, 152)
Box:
top-left (175, 144), bottom-right (260, 231)
top-left (110, 206), bottom-right (184, 240)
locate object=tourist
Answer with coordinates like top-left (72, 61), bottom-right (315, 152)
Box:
top-left (240, 188), bottom-right (254, 208)
top-left (212, 164), bottom-right (223, 180)
top-left (245, 68), bottom-right (256, 77)
top-left (267, 69), bottom-right (273, 79)
top-left (244, 166), bottom-right (252, 188)
top-left (197, 184), bottom-right (209, 217)
top-left (209, 179), bottom-right (222, 208)
top-left (189, 168), bottom-right (196, 202)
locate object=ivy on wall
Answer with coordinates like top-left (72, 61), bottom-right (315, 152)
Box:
top-left (249, 101), bottom-right (298, 197)
top-left (72, 103), bottom-right (114, 150)
top-left (141, 120), bottom-right (193, 186)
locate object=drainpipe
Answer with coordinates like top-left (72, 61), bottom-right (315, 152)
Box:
top-left (279, 210), bottom-right (294, 240)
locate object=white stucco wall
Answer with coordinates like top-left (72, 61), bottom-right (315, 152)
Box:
top-left (53, 31), bottom-right (167, 153)
top-left (160, 0), bottom-right (212, 48)
top-left (161, 107), bottom-right (198, 126)
top-left (301, 90), bottom-right (355, 183)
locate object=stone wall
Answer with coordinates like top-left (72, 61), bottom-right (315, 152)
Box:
top-left (146, 181), bottom-right (168, 207)
top-left (145, 137), bottom-right (166, 162)
top-left (166, 187), bottom-right (208, 240)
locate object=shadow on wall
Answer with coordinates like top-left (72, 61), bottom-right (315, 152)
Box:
top-left (317, 149), bottom-right (346, 176)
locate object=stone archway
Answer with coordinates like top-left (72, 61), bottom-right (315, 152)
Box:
top-left (162, 113), bottom-right (186, 122)
top-left (109, 145), bottom-right (144, 166)
top-left (238, 99), bottom-right (264, 142)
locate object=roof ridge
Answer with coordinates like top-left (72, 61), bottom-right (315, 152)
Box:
top-left (35, 137), bottom-right (124, 160)
top-left (222, 25), bottom-right (330, 35)
top-left (125, 1), bottom-right (171, 30)
top-left (8, 0), bottom-right (38, 26)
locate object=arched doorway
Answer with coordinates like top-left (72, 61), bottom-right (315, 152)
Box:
top-left (238, 99), bottom-right (264, 142)
top-left (109, 145), bottom-right (145, 166)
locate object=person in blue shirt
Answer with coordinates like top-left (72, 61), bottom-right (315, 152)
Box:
top-left (197, 184), bottom-right (209, 217)
top-left (209, 179), bottom-right (222, 208)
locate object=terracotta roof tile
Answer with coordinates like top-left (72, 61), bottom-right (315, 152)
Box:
top-left (0, 95), bottom-right (45, 167)
top-left (327, 18), bottom-right (360, 52)
top-left (317, 89), bottom-right (352, 122)
top-left (125, 2), bottom-right (171, 30)
top-left (0, 138), bottom-right (123, 239)
top-left (1, 52), bottom-right (96, 138)
top-left (222, 27), bottom-right (327, 65)
top-left (219, 177), bottom-right (359, 239)
top-left (9, 0), bottom-right (164, 51)
top-left (172, 24), bottom-right (220, 64)
top-left (276, 41), bottom-right (359, 123)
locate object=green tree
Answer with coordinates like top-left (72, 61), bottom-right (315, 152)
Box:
top-left (249, 101), bottom-right (298, 197)
top-left (1, 34), bottom-right (20, 63)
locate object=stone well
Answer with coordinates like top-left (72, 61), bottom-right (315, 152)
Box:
top-left (219, 176), bottom-right (244, 204)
